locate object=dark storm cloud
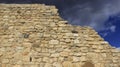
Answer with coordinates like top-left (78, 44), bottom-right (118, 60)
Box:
top-left (0, 0), bottom-right (119, 31)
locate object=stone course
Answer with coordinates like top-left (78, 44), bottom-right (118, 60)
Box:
top-left (0, 4), bottom-right (120, 67)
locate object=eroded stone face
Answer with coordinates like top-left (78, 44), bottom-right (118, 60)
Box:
top-left (0, 4), bottom-right (120, 67)
top-left (82, 62), bottom-right (94, 67)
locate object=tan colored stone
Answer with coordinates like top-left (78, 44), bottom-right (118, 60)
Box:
top-left (73, 34), bottom-right (79, 36)
top-left (23, 42), bottom-right (32, 48)
top-left (62, 61), bottom-right (73, 67)
top-left (44, 63), bottom-right (52, 67)
top-left (13, 65), bottom-right (21, 67)
top-left (53, 62), bottom-right (62, 67)
top-left (82, 62), bottom-right (95, 67)
top-left (65, 33), bottom-right (73, 37)
top-left (80, 56), bottom-right (86, 61)
top-left (74, 39), bottom-right (80, 43)
top-left (43, 33), bottom-right (50, 37)
top-left (29, 64), bottom-right (39, 67)
top-left (51, 53), bottom-right (60, 57)
top-left (73, 57), bottom-right (80, 62)
top-left (2, 59), bottom-right (9, 63)
top-left (22, 48), bottom-right (30, 56)
top-left (1, 64), bottom-right (6, 67)
top-left (49, 40), bottom-right (59, 44)
top-left (73, 63), bottom-right (81, 67)
top-left (0, 51), bottom-right (3, 56)
top-left (60, 51), bottom-right (69, 57)
top-left (43, 57), bottom-right (50, 63)
top-left (58, 57), bottom-right (64, 62)
top-left (22, 56), bottom-right (30, 62)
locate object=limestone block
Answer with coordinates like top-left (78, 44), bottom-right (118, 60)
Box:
top-left (73, 63), bottom-right (81, 67)
top-left (65, 33), bottom-right (73, 37)
top-left (29, 64), bottom-right (39, 67)
top-left (36, 58), bottom-right (42, 62)
top-left (2, 59), bottom-right (9, 63)
top-left (13, 65), bottom-right (21, 67)
top-left (51, 9), bottom-right (58, 14)
top-left (60, 51), bottom-right (69, 57)
top-left (94, 50), bottom-right (101, 52)
top-left (51, 53), bottom-right (60, 57)
top-left (65, 39), bottom-right (71, 43)
top-left (101, 53), bottom-right (107, 58)
top-left (73, 33), bottom-right (79, 37)
top-left (58, 57), bottom-right (64, 62)
top-left (58, 24), bottom-right (66, 27)
top-left (22, 48), bottom-right (30, 56)
top-left (50, 22), bottom-right (56, 26)
top-left (23, 42), bottom-right (32, 48)
top-left (1, 64), bottom-right (6, 67)
top-left (43, 33), bottom-right (50, 37)
top-left (0, 51), bottom-right (3, 56)
top-left (39, 63), bottom-right (45, 67)
top-left (74, 39), bottom-right (80, 44)
top-left (53, 62), bottom-right (62, 67)
top-left (80, 56), bottom-right (86, 61)
top-left (37, 53), bottom-right (50, 57)
top-left (49, 40), bottom-right (59, 44)
top-left (74, 53), bottom-right (81, 57)
top-left (44, 63), bottom-right (52, 67)
top-left (43, 57), bottom-right (50, 63)
top-left (22, 55), bottom-right (30, 62)
top-left (62, 61), bottom-right (73, 67)
top-left (2, 43), bottom-right (12, 47)
top-left (73, 57), bottom-right (80, 62)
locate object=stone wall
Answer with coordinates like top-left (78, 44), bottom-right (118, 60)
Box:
top-left (0, 4), bottom-right (120, 67)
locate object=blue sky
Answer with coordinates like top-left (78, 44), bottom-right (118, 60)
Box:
top-left (0, 0), bottom-right (120, 48)
top-left (99, 15), bottom-right (120, 47)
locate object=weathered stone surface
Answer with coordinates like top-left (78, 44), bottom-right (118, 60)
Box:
top-left (62, 61), bottom-right (73, 67)
top-left (73, 63), bottom-right (81, 67)
top-left (0, 4), bottom-right (120, 67)
top-left (0, 51), bottom-right (3, 56)
top-left (2, 59), bottom-right (9, 63)
top-left (53, 62), bottom-right (62, 67)
top-left (51, 53), bottom-right (60, 57)
top-left (73, 57), bottom-right (80, 62)
top-left (60, 51), bottom-right (69, 57)
top-left (44, 63), bottom-right (52, 67)
top-left (13, 65), bottom-right (21, 67)
top-left (49, 40), bottom-right (59, 44)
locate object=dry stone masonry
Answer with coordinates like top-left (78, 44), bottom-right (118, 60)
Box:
top-left (0, 4), bottom-right (120, 67)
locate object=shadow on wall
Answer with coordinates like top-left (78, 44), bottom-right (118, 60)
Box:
top-left (82, 62), bottom-right (94, 67)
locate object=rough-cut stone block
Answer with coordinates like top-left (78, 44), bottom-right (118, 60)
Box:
top-left (44, 63), bottom-right (52, 67)
top-left (73, 63), bottom-right (81, 67)
top-left (13, 65), bottom-right (21, 67)
top-left (49, 40), bottom-right (59, 44)
top-left (60, 51), bottom-right (69, 57)
top-left (51, 53), bottom-right (60, 57)
top-left (73, 57), bottom-right (80, 62)
top-left (62, 61), bottom-right (73, 67)
top-left (53, 62), bottom-right (62, 67)
top-left (2, 59), bottom-right (9, 63)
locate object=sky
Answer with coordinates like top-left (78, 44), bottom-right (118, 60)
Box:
top-left (0, 0), bottom-right (120, 48)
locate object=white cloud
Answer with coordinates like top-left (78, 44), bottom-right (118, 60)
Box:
top-left (110, 25), bottom-right (116, 32)
top-left (103, 33), bottom-right (108, 37)
top-left (62, 0), bottom-right (120, 32)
